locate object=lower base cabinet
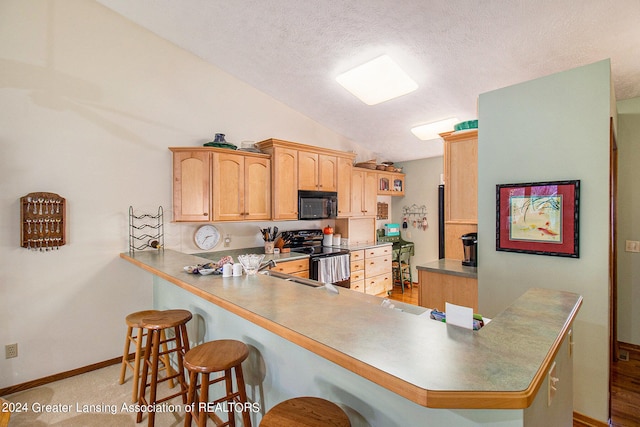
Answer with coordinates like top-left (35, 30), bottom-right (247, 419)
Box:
top-left (364, 246), bottom-right (392, 296)
top-left (418, 270), bottom-right (478, 312)
top-left (271, 258), bottom-right (309, 278)
top-left (350, 250), bottom-right (365, 293)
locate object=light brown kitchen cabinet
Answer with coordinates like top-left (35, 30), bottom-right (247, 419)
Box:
top-left (336, 157), bottom-right (353, 217)
top-left (349, 250), bottom-right (365, 292)
top-left (377, 171), bottom-right (405, 196)
top-left (441, 130), bottom-right (478, 260)
top-left (170, 147), bottom-right (270, 222)
top-left (256, 141), bottom-right (299, 220)
top-left (171, 150), bottom-right (211, 222)
top-left (418, 269), bottom-right (478, 313)
top-left (270, 258), bottom-right (309, 278)
top-left (364, 245), bottom-right (392, 295)
top-left (256, 138), bottom-right (355, 221)
top-left (212, 152), bottom-right (270, 221)
top-left (298, 151), bottom-right (337, 191)
top-left (351, 167), bottom-right (378, 217)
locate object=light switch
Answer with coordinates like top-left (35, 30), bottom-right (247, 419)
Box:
top-left (625, 240), bottom-right (640, 253)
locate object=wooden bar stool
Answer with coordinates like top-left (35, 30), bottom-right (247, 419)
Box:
top-left (119, 310), bottom-right (175, 402)
top-left (137, 309), bottom-right (192, 427)
top-left (184, 339), bottom-right (252, 427)
top-left (260, 397), bottom-right (350, 426)
top-left (0, 397), bottom-right (11, 427)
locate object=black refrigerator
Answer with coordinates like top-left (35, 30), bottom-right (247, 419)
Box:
top-left (438, 184), bottom-right (445, 259)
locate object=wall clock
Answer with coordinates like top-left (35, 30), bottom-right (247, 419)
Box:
top-left (194, 224), bottom-right (220, 250)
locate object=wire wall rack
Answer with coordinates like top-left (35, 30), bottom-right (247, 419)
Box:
top-left (402, 204), bottom-right (429, 231)
top-left (128, 206), bottom-right (164, 253)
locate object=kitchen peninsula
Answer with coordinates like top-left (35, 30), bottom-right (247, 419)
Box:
top-left (121, 249), bottom-right (581, 427)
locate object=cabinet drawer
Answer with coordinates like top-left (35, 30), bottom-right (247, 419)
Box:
top-left (365, 273), bottom-right (392, 295)
top-left (350, 259), bottom-right (365, 272)
top-left (350, 280), bottom-right (365, 293)
top-left (289, 270), bottom-right (309, 279)
top-left (350, 269), bottom-right (365, 282)
top-left (365, 256), bottom-right (392, 277)
top-left (272, 259), bottom-right (309, 274)
top-left (350, 250), bottom-right (364, 261)
top-left (366, 245), bottom-right (392, 258)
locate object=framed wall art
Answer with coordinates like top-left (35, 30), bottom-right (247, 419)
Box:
top-left (496, 180), bottom-right (580, 258)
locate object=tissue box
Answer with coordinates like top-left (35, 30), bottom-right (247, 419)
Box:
top-left (385, 223), bottom-right (400, 236)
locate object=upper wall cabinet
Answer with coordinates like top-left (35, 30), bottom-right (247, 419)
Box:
top-left (377, 171), bottom-right (405, 196)
top-left (170, 147), bottom-right (271, 222)
top-left (298, 151), bottom-right (338, 192)
top-left (171, 150), bottom-right (211, 222)
top-left (336, 157), bottom-right (353, 217)
top-left (351, 167), bottom-right (378, 217)
top-left (255, 141), bottom-right (299, 220)
top-left (256, 139), bottom-right (355, 220)
top-left (212, 152), bottom-right (271, 221)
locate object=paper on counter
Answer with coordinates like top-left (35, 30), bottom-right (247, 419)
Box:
top-left (445, 302), bottom-right (474, 329)
top-left (418, 309), bottom-right (433, 318)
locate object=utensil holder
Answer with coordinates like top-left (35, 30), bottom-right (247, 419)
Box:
top-left (264, 241), bottom-right (275, 254)
top-left (20, 192), bottom-right (66, 251)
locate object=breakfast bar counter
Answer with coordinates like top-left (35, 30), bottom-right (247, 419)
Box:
top-left (121, 249), bottom-right (582, 426)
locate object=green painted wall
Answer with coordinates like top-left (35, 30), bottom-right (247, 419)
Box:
top-left (616, 97), bottom-right (640, 345)
top-left (477, 60), bottom-right (612, 422)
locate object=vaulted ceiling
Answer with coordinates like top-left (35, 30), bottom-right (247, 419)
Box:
top-left (98, 0), bottom-right (640, 162)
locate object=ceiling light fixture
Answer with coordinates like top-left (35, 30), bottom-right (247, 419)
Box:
top-left (411, 118), bottom-right (459, 141)
top-left (336, 55), bottom-right (418, 105)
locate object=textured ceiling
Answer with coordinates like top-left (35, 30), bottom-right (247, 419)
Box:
top-left (97, 0), bottom-right (640, 162)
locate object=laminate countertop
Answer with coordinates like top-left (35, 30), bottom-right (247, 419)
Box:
top-left (192, 241), bottom-right (391, 262)
top-left (417, 258), bottom-right (478, 279)
top-left (120, 249), bottom-right (581, 409)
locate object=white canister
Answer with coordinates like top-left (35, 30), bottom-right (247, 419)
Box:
top-left (322, 234), bottom-right (333, 246)
top-left (232, 263), bottom-right (243, 276)
top-left (333, 233), bottom-right (341, 246)
top-left (222, 263), bottom-right (232, 277)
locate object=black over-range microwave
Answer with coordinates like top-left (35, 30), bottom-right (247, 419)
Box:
top-left (298, 190), bottom-right (338, 220)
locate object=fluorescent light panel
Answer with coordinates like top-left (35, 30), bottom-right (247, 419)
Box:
top-left (336, 55), bottom-right (418, 105)
top-left (411, 118), bottom-right (459, 140)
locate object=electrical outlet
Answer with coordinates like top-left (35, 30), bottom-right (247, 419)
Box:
top-left (5, 343), bottom-right (18, 359)
top-left (224, 235), bottom-right (231, 247)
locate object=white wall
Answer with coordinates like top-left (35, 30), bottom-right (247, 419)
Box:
top-left (477, 60), bottom-right (613, 422)
top-left (616, 97), bottom-right (640, 345)
top-left (0, 0), bottom-right (374, 388)
top-left (393, 158), bottom-right (443, 279)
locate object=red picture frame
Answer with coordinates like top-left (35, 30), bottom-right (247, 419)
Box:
top-left (496, 180), bottom-right (580, 258)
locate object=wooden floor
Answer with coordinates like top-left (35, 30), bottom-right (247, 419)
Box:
top-left (610, 342), bottom-right (640, 426)
top-left (387, 283), bottom-right (640, 427)
top-left (387, 281), bottom-right (418, 306)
